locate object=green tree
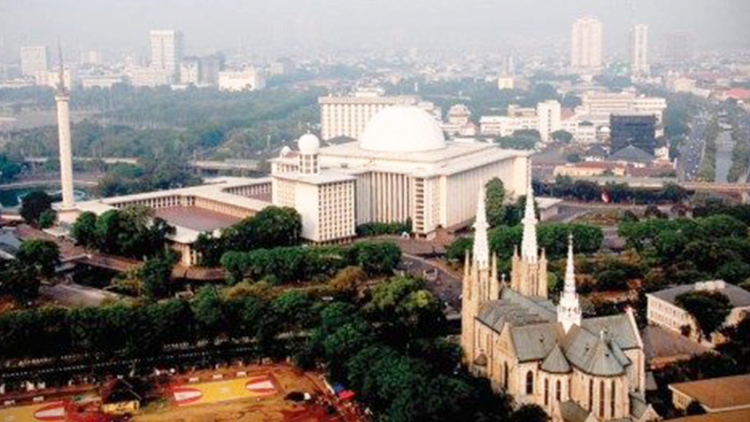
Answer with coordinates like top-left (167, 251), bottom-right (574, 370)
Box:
top-left (141, 251), bottom-right (179, 300)
top-left (70, 212), bottom-right (98, 247)
top-left (16, 239), bottom-right (60, 279)
top-left (349, 241), bottom-right (401, 275)
top-left (510, 404), bottom-right (548, 422)
top-left (485, 178), bottom-right (506, 228)
top-left (37, 209), bottom-right (57, 229)
top-left (675, 291), bottom-right (732, 338)
top-left (551, 129), bottom-right (573, 143)
top-left (192, 285), bottom-right (225, 339)
top-left (20, 190), bottom-right (53, 226)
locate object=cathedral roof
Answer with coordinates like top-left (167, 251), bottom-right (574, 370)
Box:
top-left (578, 332), bottom-right (627, 376)
top-left (541, 344), bottom-right (572, 373)
top-left (477, 288), bottom-right (556, 332)
top-left (511, 323), bottom-right (561, 362)
top-left (581, 314), bottom-right (640, 350)
top-left (559, 400), bottom-right (593, 422)
top-left (475, 285), bottom-right (641, 376)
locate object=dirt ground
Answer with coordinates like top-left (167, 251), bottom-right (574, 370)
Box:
top-left (134, 365), bottom-right (346, 422)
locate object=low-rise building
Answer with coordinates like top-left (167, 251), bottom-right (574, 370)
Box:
top-left (669, 374), bottom-right (750, 413)
top-left (553, 162), bottom-right (626, 177)
top-left (218, 68), bottom-right (266, 91)
top-left (647, 280), bottom-right (750, 346)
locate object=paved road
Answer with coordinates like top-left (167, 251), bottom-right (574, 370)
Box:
top-left (401, 254), bottom-right (462, 313)
top-left (40, 282), bottom-right (122, 307)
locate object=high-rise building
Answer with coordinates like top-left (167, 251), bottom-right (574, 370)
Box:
top-left (662, 32), bottom-right (693, 64)
top-left (318, 93), bottom-right (420, 140)
top-left (610, 114), bottom-right (657, 154)
top-left (571, 17), bottom-right (603, 72)
top-left (20, 46), bottom-right (49, 79)
top-left (199, 54), bottom-right (224, 85)
top-left (631, 24), bottom-right (649, 75)
top-left (537, 100), bottom-right (562, 143)
top-left (179, 57), bottom-right (201, 85)
top-left (149, 30), bottom-right (184, 81)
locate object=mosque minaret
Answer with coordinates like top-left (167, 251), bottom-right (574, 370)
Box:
top-left (55, 47), bottom-right (75, 210)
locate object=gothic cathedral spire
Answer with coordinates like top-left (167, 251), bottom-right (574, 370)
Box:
top-left (521, 162), bottom-right (538, 262)
top-left (462, 185), bottom-right (499, 366)
top-left (558, 234), bottom-right (582, 332)
top-left (510, 158), bottom-right (548, 298)
top-left (473, 185), bottom-right (490, 270)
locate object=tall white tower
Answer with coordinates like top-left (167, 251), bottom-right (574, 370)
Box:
top-left (557, 234), bottom-right (582, 332)
top-left (571, 17), bottom-right (603, 72)
top-left (150, 30), bottom-right (184, 81)
top-left (630, 23), bottom-right (649, 75)
top-left (55, 47), bottom-right (75, 210)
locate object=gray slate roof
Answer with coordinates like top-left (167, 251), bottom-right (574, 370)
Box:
top-left (541, 344), bottom-right (572, 373)
top-left (582, 314), bottom-right (640, 350)
top-left (649, 281), bottom-right (750, 308)
top-left (477, 288), bottom-right (556, 332)
top-left (630, 392), bottom-right (650, 419)
top-left (560, 400), bottom-right (591, 422)
top-left (476, 285), bottom-right (639, 376)
top-left (511, 323), bottom-right (560, 362)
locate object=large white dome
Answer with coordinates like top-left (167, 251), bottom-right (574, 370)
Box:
top-left (359, 106), bottom-right (446, 153)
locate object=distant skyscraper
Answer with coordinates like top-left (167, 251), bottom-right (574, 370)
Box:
top-left (610, 114), bottom-right (657, 155)
top-left (149, 30), bottom-right (184, 80)
top-left (20, 46), bottom-right (49, 78)
top-left (662, 32), bottom-right (693, 65)
top-left (630, 24), bottom-right (649, 75)
top-left (570, 17), bottom-right (603, 72)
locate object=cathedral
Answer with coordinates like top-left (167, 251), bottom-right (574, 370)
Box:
top-left (461, 174), bottom-right (658, 422)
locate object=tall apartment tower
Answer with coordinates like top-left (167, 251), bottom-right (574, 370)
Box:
top-left (149, 30), bottom-right (184, 80)
top-left (631, 23), bottom-right (649, 75)
top-left (571, 17), bottom-right (603, 72)
top-left (20, 46), bottom-right (49, 79)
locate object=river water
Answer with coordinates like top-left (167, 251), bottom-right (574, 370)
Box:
top-left (0, 184), bottom-right (89, 209)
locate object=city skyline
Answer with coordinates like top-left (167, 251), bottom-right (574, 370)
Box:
top-left (1, 0), bottom-right (749, 59)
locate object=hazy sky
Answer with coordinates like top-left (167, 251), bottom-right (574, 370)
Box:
top-left (1, 0), bottom-right (749, 58)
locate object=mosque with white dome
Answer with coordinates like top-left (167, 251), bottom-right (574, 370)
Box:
top-left (270, 105), bottom-right (531, 241)
top-left (67, 105), bottom-right (530, 265)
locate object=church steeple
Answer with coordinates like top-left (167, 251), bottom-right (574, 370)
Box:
top-left (521, 163), bottom-right (538, 262)
top-left (461, 186), bottom-right (499, 368)
top-left (473, 185), bottom-right (490, 270)
top-left (557, 234), bottom-right (582, 332)
top-left (510, 159), bottom-right (548, 298)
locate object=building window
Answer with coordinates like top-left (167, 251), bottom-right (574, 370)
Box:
top-left (556, 380), bottom-right (561, 402)
top-left (611, 380), bottom-right (616, 417)
top-left (599, 380), bottom-right (605, 418)
top-left (544, 379), bottom-right (549, 406)
top-left (526, 371), bottom-right (534, 395)
top-left (589, 379), bottom-right (593, 411)
top-left (504, 362), bottom-right (509, 389)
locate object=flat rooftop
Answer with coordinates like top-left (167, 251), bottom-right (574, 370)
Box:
top-left (669, 374), bottom-right (750, 411)
top-left (155, 206), bottom-right (242, 232)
